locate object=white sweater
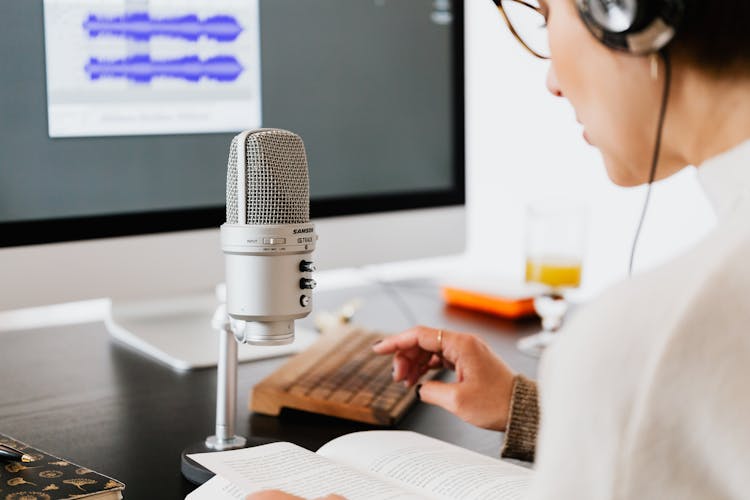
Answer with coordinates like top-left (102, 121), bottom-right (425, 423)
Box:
top-left (530, 140), bottom-right (750, 500)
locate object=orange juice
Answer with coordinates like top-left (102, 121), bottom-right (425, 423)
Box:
top-left (525, 258), bottom-right (582, 288)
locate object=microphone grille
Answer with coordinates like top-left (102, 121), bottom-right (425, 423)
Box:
top-left (226, 129), bottom-right (310, 225)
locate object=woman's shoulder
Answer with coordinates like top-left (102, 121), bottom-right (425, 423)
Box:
top-left (542, 206), bottom-right (750, 390)
top-left (583, 195), bottom-right (750, 331)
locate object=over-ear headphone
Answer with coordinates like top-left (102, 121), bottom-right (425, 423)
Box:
top-left (576, 0), bottom-right (684, 55)
top-left (574, 2), bottom-right (685, 274)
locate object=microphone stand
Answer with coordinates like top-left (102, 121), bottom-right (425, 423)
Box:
top-left (205, 303), bottom-right (247, 451)
top-left (180, 300), bottom-right (274, 485)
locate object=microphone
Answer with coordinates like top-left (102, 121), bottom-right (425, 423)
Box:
top-left (221, 129), bottom-right (317, 346)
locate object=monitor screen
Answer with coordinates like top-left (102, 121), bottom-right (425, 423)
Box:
top-left (0, 0), bottom-right (464, 247)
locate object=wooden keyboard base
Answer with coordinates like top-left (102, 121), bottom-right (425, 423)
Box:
top-left (251, 326), bottom-right (439, 426)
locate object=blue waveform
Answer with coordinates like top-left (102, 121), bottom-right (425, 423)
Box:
top-left (85, 55), bottom-right (244, 83)
top-left (83, 12), bottom-right (243, 42)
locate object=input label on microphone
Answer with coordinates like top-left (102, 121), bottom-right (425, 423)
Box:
top-left (263, 237), bottom-right (286, 245)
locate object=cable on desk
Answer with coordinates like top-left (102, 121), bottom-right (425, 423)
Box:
top-left (361, 271), bottom-right (420, 327)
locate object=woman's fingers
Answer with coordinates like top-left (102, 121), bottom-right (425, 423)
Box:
top-left (392, 351), bottom-right (411, 382)
top-left (394, 351), bottom-right (429, 385)
top-left (246, 492), bottom-right (344, 500)
top-left (376, 326), bottom-right (467, 386)
top-left (373, 326), bottom-right (448, 358)
top-left (372, 328), bottom-right (421, 355)
top-left (405, 358), bottom-right (424, 387)
top-left (416, 380), bottom-right (458, 413)
top-left (246, 490), bottom-right (304, 500)
top-left (375, 327), bottom-right (516, 431)
top-left (391, 342), bottom-right (438, 385)
top-left (427, 354), bottom-right (443, 369)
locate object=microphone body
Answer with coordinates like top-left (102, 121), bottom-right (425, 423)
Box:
top-left (221, 129), bottom-right (317, 346)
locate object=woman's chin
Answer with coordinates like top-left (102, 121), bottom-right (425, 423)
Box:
top-left (601, 154), bottom-right (645, 187)
top-left (583, 130), bottom-right (592, 145)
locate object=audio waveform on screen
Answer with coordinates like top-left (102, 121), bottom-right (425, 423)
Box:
top-left (84, 55), bottom-right (244, 83)
top-left (83, 12), bottom-right (243, 42)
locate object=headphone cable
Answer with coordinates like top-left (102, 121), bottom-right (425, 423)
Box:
top-left (628, 49), bottom-right (672, 276)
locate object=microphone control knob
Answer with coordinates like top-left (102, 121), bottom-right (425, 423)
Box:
top-left (299, 260), bottom-right (316, 273)
top-left (300, 295), bottom-right (311, 307)
top-left (300, 278), bottom-right (317, 290)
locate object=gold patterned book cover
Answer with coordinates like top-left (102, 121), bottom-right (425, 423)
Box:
top-left (0, 434), bottom-right (125, 500)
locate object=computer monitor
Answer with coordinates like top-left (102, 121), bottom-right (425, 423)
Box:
top-left (0, 0), bottom-right (465, 367)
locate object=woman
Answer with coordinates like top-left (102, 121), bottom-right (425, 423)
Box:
top-left (251, 0), bottom-right (750, 498)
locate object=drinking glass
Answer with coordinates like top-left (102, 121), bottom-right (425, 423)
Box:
top-left (517, 202), bottom-right (587, 357)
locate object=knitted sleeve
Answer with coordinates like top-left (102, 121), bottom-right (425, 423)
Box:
top-left (500, 374), bottom-right (539, 462)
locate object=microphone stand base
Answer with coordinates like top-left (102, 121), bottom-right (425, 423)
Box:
top-left (181, 436), bottom-right (278, 485)
top-left (206, 435), bottom-right (247, 450)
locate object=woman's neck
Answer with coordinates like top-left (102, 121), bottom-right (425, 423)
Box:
top-left (668, 66), bottom-right (750, 168)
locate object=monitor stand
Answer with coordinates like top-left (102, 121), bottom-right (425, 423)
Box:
top-left (105, 289), bottom-right (317, 371)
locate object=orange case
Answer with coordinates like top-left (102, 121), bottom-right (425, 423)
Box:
top-left (441, 286), bottom-right (537, 319)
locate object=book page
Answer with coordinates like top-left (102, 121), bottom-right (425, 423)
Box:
top-left (318, 431), bottom-right (531, 500)
top-left (186, 475), bottom-right (246, 500)
top-left (189, 442), bottom-right (424, 499)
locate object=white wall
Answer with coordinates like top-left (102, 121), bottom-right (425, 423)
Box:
top-left (464, 1), bottom-right (716, 297)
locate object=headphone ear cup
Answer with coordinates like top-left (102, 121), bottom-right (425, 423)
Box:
top-left (583, 0), bottom-right (640, 33)
top-left (577, 0), bottom-right (684, 55)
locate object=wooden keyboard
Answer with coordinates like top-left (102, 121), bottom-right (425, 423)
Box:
top-left (251, 325), bottom-right (439, 425)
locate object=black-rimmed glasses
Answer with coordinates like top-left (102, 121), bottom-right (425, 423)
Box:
top-left (492, 0), bottom-right (550, 59)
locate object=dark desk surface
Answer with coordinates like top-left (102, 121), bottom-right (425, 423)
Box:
top-left (0, 279), bottom-right (539, 499)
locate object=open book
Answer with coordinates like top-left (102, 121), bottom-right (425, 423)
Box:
top-left (187, 430), bottom-right (532, 500)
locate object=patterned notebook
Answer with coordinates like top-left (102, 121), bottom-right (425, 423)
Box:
top-left (0, 434), bottom-right (125, 500)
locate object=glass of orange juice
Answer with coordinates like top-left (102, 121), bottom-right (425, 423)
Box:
top-left (518, 202), bottom-right (587, 357)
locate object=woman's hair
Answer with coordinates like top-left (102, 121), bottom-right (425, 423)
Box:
top-left (672, 0), bottom-right (750, 76)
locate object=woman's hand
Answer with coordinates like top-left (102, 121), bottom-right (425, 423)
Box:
top-left (246, 491), bottom-right (345, 500)
top-left (372, 326), bottom-right (516, 432)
